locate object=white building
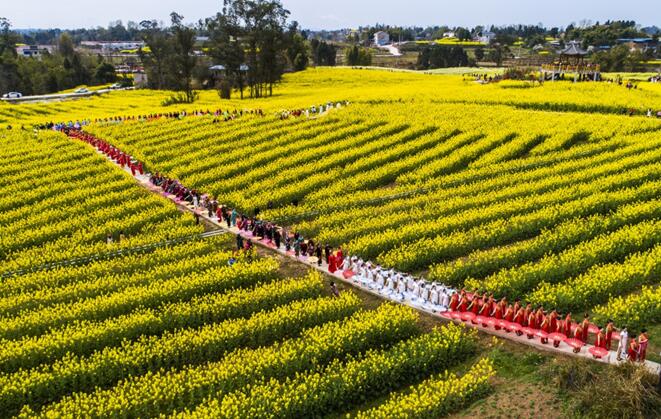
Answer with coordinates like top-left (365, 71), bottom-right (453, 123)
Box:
top-left (478, 31), bottom-right (496, 44)
top-left (80, 41), bottom-right (145, 51)
top-left (15, 45), bottom-right (54, 58)
top-left (374, 31), bottom-right (390, 46)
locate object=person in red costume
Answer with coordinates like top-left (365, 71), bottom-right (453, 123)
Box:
top-left (638, 329), bottom-right (649, 362)
top-left (328, 253), bottom-right (338, 274)
top-left (492, 303), bottom-right (503, 330)
top-left (466, 295), bottom-right (481, 325)
top-left (449, 292), bottom-right (459, 312)
top-left (512, 298), bottom-right (521, 315)
top-left (458, 291), bottom-right (469, 312)
top-left (563, 313), bottom-right (572, 337)
top-left (605, 320), bottom-right (615, 351)
top-left (479, 294), bottom-right (492, 317)
top-left (552, 314), bottom-right (564, 348)
top-left (628, 335), bottom-right (639, 362)
top-left (526, 311), bottom-right (537, 339)
top-left (581, 313), bottom-right (590, 343)
top-left (503, 304), bottom-right (515, 323)
top-left (573, 323), bottom-right (584, 353)
top-left (548, 309), bottom-right (558, 333)
top-left (594, 327), bottom-right (606, 349)
top-left (539, 315), bottom-right (550, 344)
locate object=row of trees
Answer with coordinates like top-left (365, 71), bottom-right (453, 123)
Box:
top-left (139, 0), bottom-right (311, 100)
top-left (417, 45), bottom-right (469, 69)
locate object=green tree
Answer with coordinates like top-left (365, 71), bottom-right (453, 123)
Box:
top-left (94, 62), bottom-right (117, 84)
top-left (170, 12), bottom-right (198, 102)
top-left (474, 46), bottom-right (485, 61)
top-left (0, 18), bottom-right (20, 94)
top-left (286, 22), bottom-right (308, 71)
top-left (139, 20), bottom-right (173, 90)
top-left (345, 45), bottom-right (372, 66)
top-left (207, 0), bottom-right (291, 99)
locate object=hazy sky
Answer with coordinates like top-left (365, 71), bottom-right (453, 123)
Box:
top-left (4, 0), bottom-right (660, 30)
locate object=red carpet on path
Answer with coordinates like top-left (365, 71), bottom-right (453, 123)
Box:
top-left (506, 322), bottom-right (522, 333)
top-left (521, 327), bottom-right (536, 337)
top-left (475, 315), bottom-right (489, 325)
top-left (535, 330), bottom-right (549, 339)
top-left (565, 338), bottom-right (585, 350)
top-left (548, 332), bottom-right (567, 342)
top-left (589, 347), bottom-right (609, 358)
top-left (343, 270), bottom-right (355, 279)
top-left (461, 312), bottom-right (476, 322)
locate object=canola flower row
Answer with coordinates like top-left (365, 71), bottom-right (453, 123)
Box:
top-left (347, 162), bottom-right (661, 261)
top-left (0, 292), bottom-right (360, 415)
top-left (593, 286), bottom-right (661, 332)
top-left (280, 134), bottom-right (651, 232)
top-left (378, 161), bottom-right (661, 271)
top-left (27, 303), bottom-right (420, 418)
top-left (307, 142), bottom-right (661, 248)
top-left (0, 130), bottom-right (202, 273)
top-left (430, 198), bottom-right (661, 286)
top-left (469, 217), bottom-right (661, 298)
top-left (0, 239), bottom-right (216, 296)
top-left (529, 244), bottom-right (661, 313)
top-left (0, 239), bottom-right (222, 306)
top-left (0, 271), bottom-right (324, 374)
top-left (186, 323), bottom-right (476, 418)
top-left (353, 358), bottom-right (494, 419)
top-left (0, 257), bottom-right (279, 340)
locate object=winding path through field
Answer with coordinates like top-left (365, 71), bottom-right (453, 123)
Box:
top-left (71, 129), bottom-right (661, 374)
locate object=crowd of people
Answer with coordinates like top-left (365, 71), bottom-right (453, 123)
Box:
top-left (69, 131), bottom-right (144, 176)
top-left (445, 290), bottom-right (650, 362)
top-left (67, 120), bottom-right (654, 368)
top-left (33, 108), bottom-right (265, 132)
top-left (278, 100), bottom-right (350, 120)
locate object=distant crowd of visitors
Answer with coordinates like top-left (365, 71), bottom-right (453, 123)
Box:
top-left (32, 108), bottom-right (264, 132)
top-left (278, 100), bottom-right (350, 119)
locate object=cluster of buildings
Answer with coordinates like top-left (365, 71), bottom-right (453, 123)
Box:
top-left (79, 41), bottom-right (146, 52)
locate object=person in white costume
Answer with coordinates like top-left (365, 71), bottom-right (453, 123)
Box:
top-left (375, 267), bottom-right (385, 290)
top-left (410, 280), bottom-right (420, 303)
top-left (419, 282), bottom-right (429, 305)
top-left (440, 287), bottom-right (451, 310)
top-left (616, 326), bottom-right (629, 361)
top-left (385, 272), bottom-right (393, 291)
top-left (349, 256), bottom-right (359, 272)
top-left (342, 257), bottom-right (351, 271)
top-left (406, 275), bottom-right (416, 294)
top-left (396, 276), bottom-right (406, 301)
top-left (429, 285), bottom-right (440, 309)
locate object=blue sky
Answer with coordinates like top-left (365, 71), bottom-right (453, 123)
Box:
top-left (4, 0), bottom-right (659, 30)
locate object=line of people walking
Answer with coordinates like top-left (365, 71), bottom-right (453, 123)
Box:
top-left (68, 127), bottom-right (651, 367)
